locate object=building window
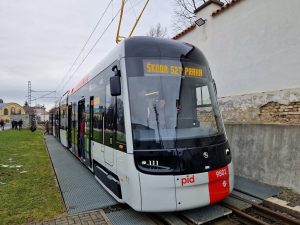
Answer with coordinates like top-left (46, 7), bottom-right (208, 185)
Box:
top-left (4, 108), bottom-right (8, 115)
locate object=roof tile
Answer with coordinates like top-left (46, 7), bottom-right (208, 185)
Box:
top-left (211, 0), bottom-right (241, 17)
top-left (172, 24), bottom-right (196, 40)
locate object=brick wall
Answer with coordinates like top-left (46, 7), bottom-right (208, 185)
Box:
top-left (259, 101), bottom-right (300, 124)
top-left (219, 88), bottom-right (300, 125)
top-left (197, 108), bottom-right (215, 122)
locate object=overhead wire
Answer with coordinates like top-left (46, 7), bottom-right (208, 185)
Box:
top-left (129, 0), bottom-right (138, 19)
top-left (57, 0), bottom-right (148, 97)
top-left (56, 0), bottom-right (113, 93)
top-left (58, 0), bottom-right (129, 94)
top-left (31, 91), bottom-right (57, 101)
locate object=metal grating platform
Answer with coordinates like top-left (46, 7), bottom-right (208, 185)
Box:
top-left (180, 205), bottom-right (232, 225)
top-left (45, 135), bottom-right (117, 214)
top-left (106, 209), bottom-right (156, 225)
top-left (234, 175), bottom-right (282, 200)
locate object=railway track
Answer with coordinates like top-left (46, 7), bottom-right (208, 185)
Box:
top-left (144, 192), bottom-right (300, 225)
top-left (104, 191), bottom-right (300, 225)
top-left (221, 193), bottom-right (300, 225)
top-left (224, 194), bottom-right (300, 225)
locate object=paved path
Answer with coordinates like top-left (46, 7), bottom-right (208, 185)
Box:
top-left (25, 209), bottom-right (112, 225)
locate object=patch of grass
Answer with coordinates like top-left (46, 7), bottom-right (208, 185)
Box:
top-left (0, 129), bottom-right (65, 225)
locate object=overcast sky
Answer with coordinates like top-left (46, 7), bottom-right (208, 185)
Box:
top-left (0, 0), bottom-right (174, 110)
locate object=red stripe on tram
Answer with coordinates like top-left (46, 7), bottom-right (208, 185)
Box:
top-left (208, 165), bottom-right (230, 204)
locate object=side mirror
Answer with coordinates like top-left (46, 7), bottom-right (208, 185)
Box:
top-left (110, 66), bottom-right (121, 96)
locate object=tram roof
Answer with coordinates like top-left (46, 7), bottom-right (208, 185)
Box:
top-left (124, 36), bottom-right (205, 59)
top-left (67, 37), bottom-right (208, 95)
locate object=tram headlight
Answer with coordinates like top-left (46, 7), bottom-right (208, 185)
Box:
top-left (134, 150), bottom-right (180, 174)
top-left (225, 148), bottom-right (230, 156)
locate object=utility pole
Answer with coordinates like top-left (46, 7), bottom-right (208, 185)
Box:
top-left (26, 81), bottom-right (56, 107)
top-left (28, 81), bottom-right (31, 106)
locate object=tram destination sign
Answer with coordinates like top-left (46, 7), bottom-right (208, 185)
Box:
top-left (143, 59), bottom-right (203, 77)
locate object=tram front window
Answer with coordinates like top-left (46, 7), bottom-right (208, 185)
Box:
top-left (128, 72), bottom-right (225, 150)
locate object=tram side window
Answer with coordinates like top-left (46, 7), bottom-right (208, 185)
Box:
top-left (60, 108), bottom-right (67, 130)
top-left (85, 102), bottom-right (90, 141)
top-left (60, 109), bottom-right (63, 129)
top-left (72, 103), bottom-right (77, 145)
top-left (104, 84), bottom-right (115, 147)
top-left (65, 109), bottom-right (68, 130)
top-left (116, 95), bottom-right (126, 151)
top-left (93, 88), bottom-right (105, 144)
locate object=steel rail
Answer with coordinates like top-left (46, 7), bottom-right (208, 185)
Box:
top-left (231, 193), bottom-right (300, 225)
top-left (220, 202), bottom-right (271, 225)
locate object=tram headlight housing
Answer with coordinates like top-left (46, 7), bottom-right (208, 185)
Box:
top-left (134, 150), bottom-right (180, 175)
top-left (225, 148), bottom-right (230, 156)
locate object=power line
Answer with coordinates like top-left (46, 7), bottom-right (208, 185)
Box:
top-left (31, 91), bottom-right (56, 101)
top-left (58, 2), bottom-right (126, 94)
top-left (56, 0), bottom-right (114, 92)
top-left (129, 0), bottom-right (138, 19)
top-left (57, 0), bottom-right (146, 96)
top-left (31, 90), bottom-right (56, 92)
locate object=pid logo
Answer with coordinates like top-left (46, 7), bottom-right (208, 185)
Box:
top-left (181, 175), bottom-right (195, 186)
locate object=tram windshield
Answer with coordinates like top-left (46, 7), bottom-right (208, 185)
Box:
top-left (128, 59), bottom-right (225, 150)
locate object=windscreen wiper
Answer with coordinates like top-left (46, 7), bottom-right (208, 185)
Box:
top-left (153, 104), bottom-right (164, 149)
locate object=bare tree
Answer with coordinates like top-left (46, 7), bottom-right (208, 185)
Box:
top-left (172, 0), bottom-right (229, 32)
top-left (147, 23), bottom-right (168, 38)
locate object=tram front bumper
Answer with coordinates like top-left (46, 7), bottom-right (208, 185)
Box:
top-left (138, 162), bottom-right (234, 212)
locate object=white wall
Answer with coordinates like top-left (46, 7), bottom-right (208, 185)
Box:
top-left (178, 0), bottom-right (300, 97)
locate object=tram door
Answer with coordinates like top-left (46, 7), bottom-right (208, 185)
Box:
top-left (78, 100), bottom-right (85, 159)
top-left (72, 103), bottom-right (77, 155)
top-left (49, 113), bottom-right (53, 135)
top-left (67, 105), bottom-right (72, 149)
top-left (84, 97), bottom-right (93, 168)
top-left (78, 99), bottom-right (92, 168)
top-left (104, 84), bottom-right (115, 166)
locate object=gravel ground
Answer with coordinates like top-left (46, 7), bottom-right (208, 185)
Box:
top-left (211, 216), bottom-right (242, 225)
top-left (277, 187), bottom-right (300, 207)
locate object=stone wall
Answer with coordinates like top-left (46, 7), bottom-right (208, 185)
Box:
top-left (219, 88), bottom-right (300, 192)
top-left (225, 124), bottom-right (300, 193)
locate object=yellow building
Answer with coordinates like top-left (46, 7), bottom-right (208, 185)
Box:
top-left (0, 99), bottom-right (26, 122)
